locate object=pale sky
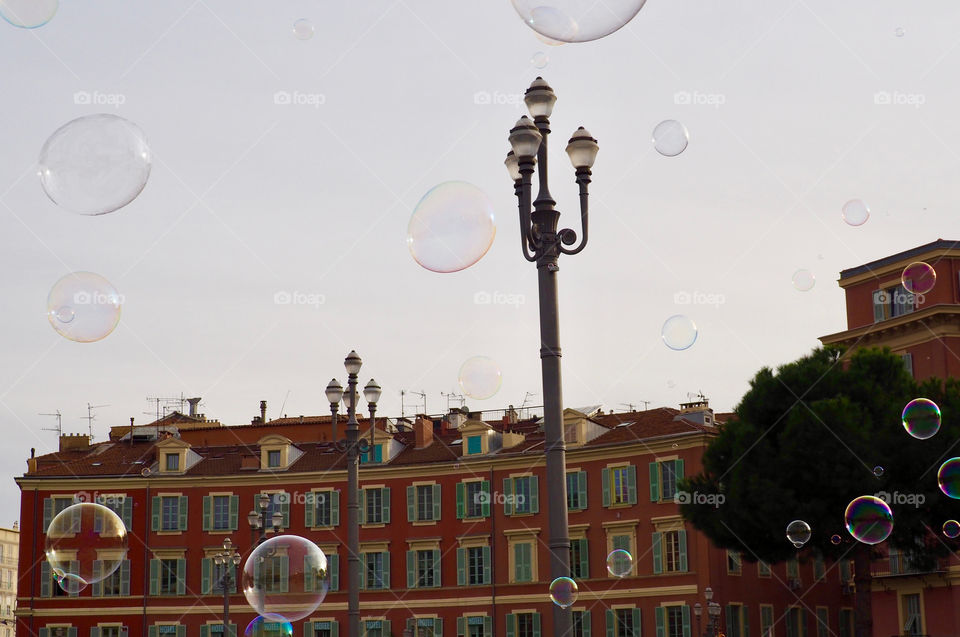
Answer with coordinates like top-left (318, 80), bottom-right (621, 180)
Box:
top-left (1, 0), bottom-right (958, 519)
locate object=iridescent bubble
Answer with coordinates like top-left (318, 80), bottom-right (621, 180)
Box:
top-left (841, 199), bottom-right (869, 226)
top-left (57, 573), bottom-right (87, 594)
top-left (407, 181), bottom-right (496, 273)
top-left (458, 356), bottom-right (502, 400)
top-left (531, 51), bottom-right (549, 69)
top-left (792, 269), bottom-right (815, 292)
top-left (45, 503), bottom-right (128, 588)
top-left (873, 466), bottom-right (884, 477)
top-left (652, 120), bottom-right (689, 157)
top-left (901, 262), bottom-right (936, 295)
top-left (943, 520), bottom-right (960, 539)
top-left (830, 534), bottom-right (842, 545)
top-left (511, 1), bottom-right (647, 43)
top-left (785, 520), bottom-right (811, 547)
top-left (902, 398), bottom-right (941, 440)
top-left (0, 0), bottom-right (57, 28)
top-left (292, 19), bottom-right (314, 40)
top-left (662, 315), bottom-right (698, 351)
top-left (242, 535), bottom-right (328, 622)
top-left (606, 549), bottom-right (633, 577)
top-left (47, 272), bottom-right (122, 342)
top-left (844, 495), bottom-right (893, 545)
top-left (534, 31), bottom-right (566, 46)
top-left (245, 617), bottom-right (293, 637)
top-left (895, 27), bottom-right (905, 37)
top-left (39, 114), bottom-right (151, 216)
top-left (938, 458), bottom-right (960, 499)
top-left (548, 576), bottom-right (578, 608)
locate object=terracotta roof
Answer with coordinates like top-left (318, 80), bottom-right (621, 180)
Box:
top-left (30, 441), bottom-right (158, 477)
top-left (587, 408), bottom-right (715, 445)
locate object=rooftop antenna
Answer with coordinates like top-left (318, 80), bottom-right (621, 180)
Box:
top-left (40, 410), bottom-right (63, 438)
top-left (441, 391), bottom-right (466, 410)
top-left (521, 392), bottom-right (537, 409)
top-left (410, 390), bottom-right (427, 415)
top-left (278, 390), bottom-right (291, 418)
top-left (145, 395), bottom-right (189, 421)
top-left (84, 403), bottom-right (109, 440)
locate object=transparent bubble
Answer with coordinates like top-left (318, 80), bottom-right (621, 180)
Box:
top-left (57, 573), bottom-right (87, 594)
top-left (548, 576), bottom-right (578, 608)
top-left (661, 315), bottom-right (698, 351)
top-left (606, 549), bottom-right (633, 577)
top-left (407, 181), bottom-right (496, 273)
top-left (534, 31), bottom-right (566, 46)
top-left (39, 114), bottom-right (151, 216)
top-left (45, 503), bottom-right (128, 588)
top-left (242, 535), bottom-right (328, 622)
top-left (652, 120), bottom-right (689, 157)
top-left (841, 199), bottom-right (869, 226)
top-left (292, 19), bottom-right (314, 40)
top-left (830, 534), bottom-right (842, 545)
top-left (901, 398), bottom-right (941, 440)
top-left (844, 496), bottom-right (893, 545)
top-left (873, 465), bottom-right (884, 478)
top-left (785, 520), bottom-right (811, 547)
top-left (901, 262), bottom-right (936, 295)
top-left (458, 356), bottom-right (502, 400)
top-left (943, 520), bottom-right (960, 539)
top-left (0, 0), bottom-right (57, 28)
top-left (895, 27), bottom-right (905, 37)
top-left (511, 0), bottom-right (646, 43)
top-left (531, 51), bottom-right (549, 69)
top-left (47, 272), bottom-right (122, 342)
top-left (938, 458), bottom-right (960, 499)
top-left (792, 269), bottom-right (815, 292)
top-left (245, 617), bottom-right (293, 637)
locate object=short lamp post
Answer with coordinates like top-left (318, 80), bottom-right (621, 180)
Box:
top-left (693, 587), bottom-right (722, 637)
top-left (364, 379), bottom-right (382, 460)
top-left (246, 494), bottom-right (283, 546)
top-left (212, 538), bottom-right (242, 634)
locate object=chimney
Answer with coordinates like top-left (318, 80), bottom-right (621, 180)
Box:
top-left (130, 417), bottom-right (135, 445)
top-left (260, 400), bottom-right (267, 424)
top-left (11, 522), bottom-right (17, 532)
top-left (504, 405), bottom-right (518, 425)
top-left (444, 408), bottom-right (466, 431)
top-left (415, 415), bottom-right (434, 449)
top-left (676, 396), bottom-right (714, 426)
top-left (187, 397), bottom-right (201, 417)
top-left (59, 433), bottom-right (90, 452)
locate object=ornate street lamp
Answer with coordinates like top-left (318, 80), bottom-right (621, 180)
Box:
top-left (247, 494), bottom-right (283, 546)
top-left (212, 538), bottom-right (242, 634)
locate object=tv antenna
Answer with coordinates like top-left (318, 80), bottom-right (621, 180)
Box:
top-left (401, 390), bottom-right (427, 418)
top-left (40, 410), bottom-right (63, 437)
top-left (620, 401), bottom-right (651, 412)
top-left (441, 392), bottom-right (465, 410)
top-left (520, 392), bottom-right (537, 409)
top-left (145, 395), bottom-right (188, 421)
top-left (84, 403), bottom-right (110, 439)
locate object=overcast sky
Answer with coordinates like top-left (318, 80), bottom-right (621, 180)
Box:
top-left (0, 0), bottom-right (957, 519)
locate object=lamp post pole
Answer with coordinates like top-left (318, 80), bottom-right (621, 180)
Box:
top-left (213, 538), bottom-right (241, 636)
top-left (693, 588), bottom-right (721, 637)
top-left (505, 77), bottom-right (598, 637)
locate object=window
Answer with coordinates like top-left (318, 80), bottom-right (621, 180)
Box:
top-left (609, 535), bottom-right (632, 576)
top-left (210, 561), bottom-right (235, 594)
top-left (255, 555), bottom-right (286, 593)
top-left (761, 606), bottom-right (774, 637)
top-left (364, 621), bottom-right (385, 637)
top-left (202, 495), bottom-right (237, 531)
top-left (602, 466), bottom-right (637, 506)
top-left (902, 594), bottom-right (922, 636)
top-left (901, 353), bottom-right (914, 378)
top-left (564, 423), bottom-right (578, 444)
top-left (307, 490), bottom-right (337, 528)
top-left (655, 606), bottom-right (688, 637)
top-left (457, 616), bottom-right (491, 637)
top-left (362, 488), bottom-right (390, 525)
top-left (513, 542), bottom-right (533, 582)
top-left (254, 493), bottom-right (290, 529)
top-left (267, 450), bottom-right (281, 468)
top-left (165, 454), bottom-right (180, 471)
top-left (566, 471), bottom-right (587, 511)
top-left (360, 445), bottom-right (383, 464)
top-left (512, 613), bottom-right (540, 637)
top-left (813, 555), bottom-right (825, 580)
top-left (408, 485), bottom-right (441, 522)
top-left (41, 560), bottom-right (79, 598)
top-left (569, 538), bottom-right (589, 579)
top-left (504, 476), bottom-right (539, 515)
top-left (100, 627), bottom-right (122, 637)
top-left (727, 550), bottom-right (742, 575)
top-left (457, 546), bottom-right (490, 586)
top-left (96, 494), bottom-right (132, 531)
top-left (308, 621), bottom-right (338, 637)
top-left (572, 611), bottom-right (590, 637)
top-left (94, 561), bottom-right (130, 596)
top-left (838, 610), bottom-right (853, 637)
top-left (466, 435), bottom-right (482, 454)
top-left (787, 557), bottom-right (799, 580)
top-left (416, 550), bottom-right (438, 587)
top-left (608, 609), bottom-right (640, 637)
top-left (785, 608), bottom-right (803, 637)
top-left (815, 608), bottom-right (828, 637)
top-left (758, 561), bottom-right (770, 577)
top-left (408, 618), bottom-right (442, 637)
top-left (43, 496), bottom-right (75, 531)
top-left (152, 496), bottom-right (188, 532)
top-left (649, 460), bottom-right (684, 502)
top-left (458, 481), bottom-right (489, 519)
top-left (874, 285), bottom-right (916, 322)
top-left (654, 530), bottom-right (687, 573)
top-left (725, 605), bottom-right (744, 637)
top-left (363, 552), bottom-right (387, 589)
top-left (159, 559), bottom-right (179, 595)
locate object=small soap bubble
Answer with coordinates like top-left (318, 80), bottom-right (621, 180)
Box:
top-left (652, 120), bottom-right (689, 157)
top-left (845, 496), bottom-right (893, 544)
top-left (548, 576), bottom-right (578, 608)
top-left (785, 520), bottom-right (811, 547)
top-left (606, 549), bottom-right (633, 577)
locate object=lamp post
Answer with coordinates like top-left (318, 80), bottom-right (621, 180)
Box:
top-left (326, 379), bottom-right (343, 441)
top-left (364, 379), bottom-right (382, 461)
top-left (246, 494), bottom-right (283, 546)
top-left (212, 538), bottom-right (242, 635)
top-left (505, 76), bottom-right (598, 637)
top-left (693, 588), bottom-right (722, 637)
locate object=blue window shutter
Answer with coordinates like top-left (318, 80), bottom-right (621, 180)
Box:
top-left (330, 554), bottom-right (339, 591)
top-left (505, 615), bottom-right (515, 637)
top-left (382, 487), bottom-right (391, 524)
top-left (482, 546), bottom-right (491, 584)
top-left (682, 606), bottom-right (691, 637)
top-left (602, 468), bottom-right (611, 506)
top-left (530, 475), bottom-right (540, 513)
top-left (201, 558), bottom-right (211, 594)
top-left (533, 613), bottom-right (541, 637)
top-left (652, 532), bottom-right (663, 574)
top-left (432, 549), bottom-right (441, 586)
top-left (432, 484), bottom-right (441, 520)
top-left (503, 478), bottom-right (514, 515)
top-left (229, 495), bottom-right (239, 530)
top-left (151, 496), bottom-right (161, 531)
top-left (331, 490), bottom-right (340, 526)
top-left (406, 550), bottom-right (416, 588)
top-left (40, 561), bottom-right (50, 598)
top-left (481, 480), bottom-right (491, 517)
top-left (649, 463), bottom-right (660, 501)
top-left (305, 492), bottom-right (315, 528)
top-left (678, 531), bottom-right (688, 572)
top-left (202, 496), bottom-right (212, 531)
top-left (176, 558), bottom-right (187, 595)
top-left (178, 496), bottom-right (188, 530)
top-left (456, 483), bottom-right (465, 519)
top-left (149, 559), bottom-right (159, 595)
top-left (407, 486), bottom-right (415, 522)
top-left (458, 618), bottom-right (465, 637)
top-left (606, 610), bottom-right (615, 637)
top-left (457, 548), bottom-right (466, 585)
top-left (626, 466), bottom-right (637, 504)
top-left (120, 560), bottom-right (131, 595)
top-left (655, 608), bottom-right (665, 637)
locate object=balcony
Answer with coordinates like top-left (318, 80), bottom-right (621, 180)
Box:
top-left (872, 554), bottom-right (949, 577)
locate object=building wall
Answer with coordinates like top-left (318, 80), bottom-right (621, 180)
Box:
top-left (0, 526), bottom-right (18, 637)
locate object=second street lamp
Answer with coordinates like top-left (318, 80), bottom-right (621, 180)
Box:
top-left (212, 538), bottom-right (241, 636)
top-left (506, 76), bottom-right (598, 637)
top-left (247, 494), bottom-right (283, 546)
top-left (364, 379), bottom-right (382, 461)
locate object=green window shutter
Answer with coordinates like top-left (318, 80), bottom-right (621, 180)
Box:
top-left (505, 614), bottom-right (515, 637)
top-left (655, 607), bottom-right (665, 637)
top-left (177, 626), bottom-right (185, 637)
top-left (91, 628), bottom-right (101, 637)
top-left (149, 559), bottom-right (159, 595)
top-left (281, 494), bottom-right (290, 527)
top-left (330, 554), bottom-right (339, 591)
top-left (201, 626), bottom-right (209, 637)
top-left (149, 628), bottom-right (158, 637)
top-left (40, 561), bottom-right (50, 598)
top-left (280, 555), bottom-right (290, 593)
top-left (582, 611), bottom-right (592, 637)
top-left (503, 478), bottom-right (514, 515)
top-left (579, 538), bottom-right (590, 578)
top-left (67, 560), bottom-right (80, 597)
top-left (682, 606), bottom-right (691, 637)
top-left (482, 545), bottom-right (491, 584)
top-left (514, 543), bottom-right (523, 582)
top-left (43, 498), bottom-right (53, 532)
top-left (626, 465), bottom-right (637, 504)
top-left (331, 622), bottom-right (338, 637)
top-left (69, 629), bottom-right (77, 637)
top-left (726, 607), bottom-right (734, 637)
top-left (578, 471), bottom-right (588, 509)
top-left (744, 605), bottom-right (750, 637)
top-left (785, 611), bottom-right (795, 637)
top-left (382, 551), bottom-right (390, 589)
top-left (120, 560), bottom-right (131, 595)
top-left (524, 544), bottom-right (533, 582)
top-left (229, 624), bottom-right (237, 637)
top-left (305, 492), bottom-right (315, 528)
top-left (91, 560), bottom-right (103, 596)
top-left (359, 552), bottom-right (367, 589)
top-left (801, 610), bottom-right (808, 637)
top-left (457, 548), bottom-right (466, 585)
top-left (484, 617), bottom-right (492, 637)
top-left (632, 610), bottom-right (641, 637)
top-left (202, 496), bottom-right (212, 531)
top-left (201, 558), bottom-right (211, 594)
top-left (151, 496), bottom-right (161, 531)
top-left (432, 548), bottom-right (441, 586)
top-left (481, 480), bottom-right (491, 517)
top-left (457, 618), bottom-right (465, 637)
top-left (176, 558), bottom-right (187, 595)
top-left (359, 490), bottom-right (366, 526)
top-left (606, 610), bottom-right (615, 637)
top-left (432, 484), bottom-right (441, 520)
top-left (407, 486), bottom-right (415, 522)
top-left (406, 550), bottom-right (416, 588)
top-left (331, 490), bottom-right (340, 526)
top-left (649, 463), bottom-right (660, 501)
top-left (178, 496), bottom-right (188, 531)
top-left (435, 619), bottom-right (443, 637)
top-left (456, 482), bottom-right (465, 519)
top-left (382, 487), bottom-right (391, 524)
top-left (602, 468), bottom-right (611, 506)
top-left (675, 459), bottom-right (684, 481)
top-left (530, 475), bottom-right (540, 513)
top-left (122, 497), bottom-right (133, 529)
top-left (229, 495), bottom-right (239, 529)
top-left (652, 532), bottom-right (663, 574)
top-left (39, 629), bottom-right (49, 637)
top-left (304, 622), bottom-right (314, 637)
top-left (304, 554), bottom-right (314, 593)
top-left (533, 613), bottom-right (541, 637)
top-left (678, 530), bottom-right (688, 572)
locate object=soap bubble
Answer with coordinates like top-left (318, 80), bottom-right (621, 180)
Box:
top-left (844, 496), bottom-right (893, 544)
top-left (407, 181), bottom-right (496, 273)
top-left (511, 1), bottom-right (647, 43)
top-left (895, 27), bottom-right (905, 37)
top-left (47, 272), bottom-right (122, 342)
top-left (57, 573), bottom-right (87, 594)
top-left (0, 0), bottom-right (57, 28)
top-left (937, 458), bottom-right (960, 499)
top-left (652, 120), bottom-right (689, 157)
top-left (902, 398), bottom-right (941, 440)
top-left (873, 466), bottom-right (884, 478)
top-left (943, 520), bottom-right (960, 539)
top-left (45, 503), bottom-right (128, 589)
top-left (606, 549), bottom-right (633, 577)
top-left (245, 617), bottom-right (293, 637)
top-left (548, 576), bottom-right (578, 608)
top-left (458, 356), bottom-right (502, 400)
top-left (242, 535), bottom-right (328, 622)
top-left (841, 199), bottom-right (869, 226)
top-left (785, 520), bottom-right (811, 547)
top-left (792, 269), bottom-right (815, 291)
top-left (662, 315), bottom-right (698, 350)
top-left (830, 534), bottom-right (842, 545)
top-left (901, 262), bottom-right (936, 295)
top-left (531, 51), bottom-right (549, 69)
top-left (292, 19), bottom-right (314, 40)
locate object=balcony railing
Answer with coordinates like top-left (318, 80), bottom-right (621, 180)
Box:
top-left (872, 554), bottom-right (949, 577)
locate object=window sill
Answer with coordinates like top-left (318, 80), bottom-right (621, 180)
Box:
top-left (608, 502), bottom-right (635, 509)
top-left (205, 530), bottom-right (235, 535)
top-left (412, 520), bottom-right (438, 526)
top-left (508, 512), bottom-right (536, 517)
top-left (308, 524), bottom-right (337, 531)
top-left (156, 531), bottom-right (183, 536)
top-left (460, 515), bottom-right (488, 521)
top-left (362, 523), bottom-right (386, 529)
